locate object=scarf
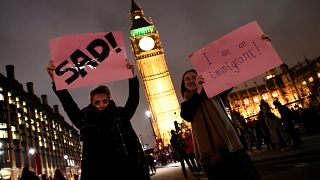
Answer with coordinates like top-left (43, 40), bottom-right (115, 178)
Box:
top-left (184, 90), bottom-right (243, 167)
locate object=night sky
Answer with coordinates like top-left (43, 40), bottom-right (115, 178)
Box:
top-left (1, 0), bottom-right (319, 147)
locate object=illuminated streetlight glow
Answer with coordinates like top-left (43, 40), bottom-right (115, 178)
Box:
top-left (145, 110), bottom-right (151, 117)
top-left (29, 148), bottom-right (35, 155)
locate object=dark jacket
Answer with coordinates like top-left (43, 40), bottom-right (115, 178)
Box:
top-left (53, 76), bottom-right (149, 180)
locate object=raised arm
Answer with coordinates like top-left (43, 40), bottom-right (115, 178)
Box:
top-left (122, 59), bottom-right (139, 120)
top-left (123, 76), bottom-right (139, 120)
top-left (52, 85), bottom-right (84, 129)
top-left (47, 61), bottom-right (83, 129)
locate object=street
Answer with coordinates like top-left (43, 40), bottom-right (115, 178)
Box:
top-left (151, 134), bottom-right (320, 180)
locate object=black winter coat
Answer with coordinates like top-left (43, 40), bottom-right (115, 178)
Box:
top-left (53, 77), bottom-right (149, 180)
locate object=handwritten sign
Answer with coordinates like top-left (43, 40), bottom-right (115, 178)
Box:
top-left (189, 21), bottom-right (283, 98)
top-left (49, 31), bottom-right (133, 90)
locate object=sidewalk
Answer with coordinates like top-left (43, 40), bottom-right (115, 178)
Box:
top-left (250, 134), bottom-right (320, 163)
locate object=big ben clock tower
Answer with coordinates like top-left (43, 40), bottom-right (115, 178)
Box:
top-left (129, 0), bottom-right (184, 146)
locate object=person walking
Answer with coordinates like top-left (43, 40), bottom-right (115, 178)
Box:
top-left (259, 100), bottom-right (288, 151)
top-left (170, 130), bottom-right (196, 178)
top-left (46, 59), bottom-right (150, 180)
top-left (273, 100), bottom-right (303, 149)
top-left (184, 130), bottom-right (201, 175)
top-left (146, 153), bottom-right (156, 174)
top-left (180, 69), bottom-right (261, 180)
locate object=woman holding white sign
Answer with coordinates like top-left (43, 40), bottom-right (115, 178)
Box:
top-left (180, 69), bottom-right (261, 180)
top-left (46, 60), bottom-right (150, 180)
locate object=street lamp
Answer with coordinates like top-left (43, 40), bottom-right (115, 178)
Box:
top-left (64, 155), bottom-right (71, 178)
top-left (145, 111), bottom-right (156, 138)
top-left (28, 148), bottom-right (35, 171)
top-left (145, 110), bottom-right (159, 150)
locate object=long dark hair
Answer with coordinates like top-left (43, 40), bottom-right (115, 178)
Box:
top-left (180, 69), bottom-right (197, 99)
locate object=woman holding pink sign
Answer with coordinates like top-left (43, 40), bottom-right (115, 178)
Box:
top-left (46, 60), bottom-right (150, 180)
top-left (180, 69), bottom-right (261, 180)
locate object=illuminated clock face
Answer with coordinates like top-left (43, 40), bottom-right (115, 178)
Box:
top-left (138, 37), bottom-right (155, 51)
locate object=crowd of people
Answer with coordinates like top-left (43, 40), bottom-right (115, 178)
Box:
top-left (41, 33), bottom-right (320, 180)
top-left (232, 98), bottom-right (320, 154)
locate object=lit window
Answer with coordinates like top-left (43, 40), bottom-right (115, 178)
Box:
top-left (18, 118), bottom-right (22, 125)
top-left (272, 92), bottom-right (278, 98)
top-left (23, 107), bottom-right (27, 113)
top-left (16, 97), bottom-right (19, 102)
top-left (134, 15), bottom-right (140, 19)
top-left (39, 141), bottom-right (43, 147)
top-left (32, 125), bottom-right (35, 131)
top-left (302, 81), bottom-right (307, 85)
top-left (23, 101), bottom-right (26, 106)
top-left (318, 72), bottom-right (320, 78)
top-left (8, 92), bottom-right (11, 96)
top-left (0, 123), bottom-right (7, 128)
top-left (12, 132), bottom-right (19, 139)
top-left (243, 98), bottom-right (249, 105)
top-left (253, 97), bottom-right (259, 103)
top-left (308, 77), bottom-right (314, 82)
top-left (0, 87), bottom-right (2, 91)
top-left (262, 94), bottom-right (269, 100)
top-left (266, 75), bottom-right (275, 79)
top-left (0, 130), bottom-right (8, 138)
top-left (0, 94), bottom-right (4, 101)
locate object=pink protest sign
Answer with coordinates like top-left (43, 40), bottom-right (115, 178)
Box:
top-left (189, 21), bottom-right (283, 98)
top-left (49, 31), bottom-right (133, 90)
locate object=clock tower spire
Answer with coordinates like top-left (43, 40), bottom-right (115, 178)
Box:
top-left (129, 0), bottom-right (185, 147)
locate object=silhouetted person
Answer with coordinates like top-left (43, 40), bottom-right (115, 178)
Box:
top-left (146, 153), bottom-right (156, 174)
top-left (53, 169), bottom-right (65, 180)
top-left (273, 100), bottom-right (303, 148)
top-left (20, 167), bottom-right (31, 180)
top-left (170, 130), bottom-right (196, 178)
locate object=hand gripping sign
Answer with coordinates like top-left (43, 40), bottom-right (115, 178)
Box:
top-left (189, 21), bottom-right (283, 98)
top-left (49, 31), bottom-right (133, 90)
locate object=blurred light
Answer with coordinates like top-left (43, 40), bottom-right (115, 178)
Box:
top-left (145, 110), bottom-right (151, 117)
top-left (29, 148), bottom-right (35, 155)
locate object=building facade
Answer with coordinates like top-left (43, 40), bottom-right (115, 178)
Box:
top-left (0, 65), bottom-right (81, 179)
top-left (129, 0), bottom-right (186, 147)
top-left (228, 56), bottom-right (320, 120)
